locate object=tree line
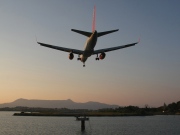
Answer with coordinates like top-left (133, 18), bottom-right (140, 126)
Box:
top-left (98, 101), bottom-right (180, 115)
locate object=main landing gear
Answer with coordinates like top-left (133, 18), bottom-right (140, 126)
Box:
top-left (77, 55), bottom-right (81, 60)
top-left (95, 54), bottom-right (99, 60)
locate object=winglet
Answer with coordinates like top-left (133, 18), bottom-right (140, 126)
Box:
top-left (138, 38), bottom-right (140, 43)
top-left (35, 35), bottom-right (38, 43)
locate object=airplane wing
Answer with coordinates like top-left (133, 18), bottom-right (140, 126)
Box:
top-left (37, 42), bottom-right (84, 54)
top-left (93, 42), bottom-right (138, 54)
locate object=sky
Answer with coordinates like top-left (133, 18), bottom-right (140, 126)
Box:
top-left (0, 0), bottom-right (180, 107)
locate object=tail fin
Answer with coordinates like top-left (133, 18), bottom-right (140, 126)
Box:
top-left (92, 5), bottom-right (96, 32)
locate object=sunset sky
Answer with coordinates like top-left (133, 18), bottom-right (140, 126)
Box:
top-left (0, 0), bottom-right (179, 107)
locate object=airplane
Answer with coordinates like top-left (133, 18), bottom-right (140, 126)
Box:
top-left (37, 6), bottom-right (139, 67)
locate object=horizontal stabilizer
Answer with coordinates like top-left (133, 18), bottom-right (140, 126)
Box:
top-left (71, 29), bottom-right (92, 37)
top-left (97, 29), bottom-right (119, 37)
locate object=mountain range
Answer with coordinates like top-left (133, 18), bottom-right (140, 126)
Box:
top-left (0, 98), bottom-right (119, 110)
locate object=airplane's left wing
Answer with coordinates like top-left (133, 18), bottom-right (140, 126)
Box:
top-left (93, 42), bottom-right (138, 54)
top-left (37, 42), bottom-right (84, 54)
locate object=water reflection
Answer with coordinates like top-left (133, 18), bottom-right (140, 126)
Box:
top-left (0, 112), bottom-right (180, 135)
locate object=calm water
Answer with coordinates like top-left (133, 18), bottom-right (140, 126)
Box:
top-left (0, 112), bottom-right (180, 135)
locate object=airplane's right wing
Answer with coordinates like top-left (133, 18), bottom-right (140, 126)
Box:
top-left (93, 42), bottom-right (138, 54)
top-left (37, 42), bottom-right (84, 54)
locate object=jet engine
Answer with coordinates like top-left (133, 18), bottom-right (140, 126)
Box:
top-left (69, 53), bottom-right (74, 60)
top-left (99, 52), bottom-right (106, 60)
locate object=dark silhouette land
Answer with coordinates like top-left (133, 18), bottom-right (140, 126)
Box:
top-left (0, 99), bottom-right (179, 116)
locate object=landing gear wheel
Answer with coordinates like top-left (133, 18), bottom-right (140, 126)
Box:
top-left (96, 58), bottom-right (99, 60)
top-left (77, 55), bottom-right (81, 60)
top-left (95, 54), bottom-right (99, 60)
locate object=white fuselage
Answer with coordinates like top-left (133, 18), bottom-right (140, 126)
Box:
top-left (81, 31), bottom-right (97, 63)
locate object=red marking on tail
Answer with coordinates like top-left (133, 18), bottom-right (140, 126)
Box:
top-left (92, 6), bottom-right (96, 32)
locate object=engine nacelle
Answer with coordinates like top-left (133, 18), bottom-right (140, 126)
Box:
top-left (99, 52), bottom-right (106, 60)
top-left (69, 53), bottom-right (74, 60)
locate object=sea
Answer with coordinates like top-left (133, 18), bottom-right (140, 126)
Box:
top-left (0, 112), bottom-right (180, 135)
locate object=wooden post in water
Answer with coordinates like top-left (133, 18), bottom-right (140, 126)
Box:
top-left (81, 120), bottom-right (85, 131)
top-left (76, 116), bottom-right (89, 132)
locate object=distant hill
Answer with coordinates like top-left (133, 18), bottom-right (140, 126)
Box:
top-left (0, 98), bottom-right (119, 110)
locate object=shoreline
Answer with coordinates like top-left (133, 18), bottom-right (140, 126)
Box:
top-left (13, 112), bottom-right (158, 117)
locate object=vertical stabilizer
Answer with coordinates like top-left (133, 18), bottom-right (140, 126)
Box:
top-left (92, 6), bottom-right (96, 32)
